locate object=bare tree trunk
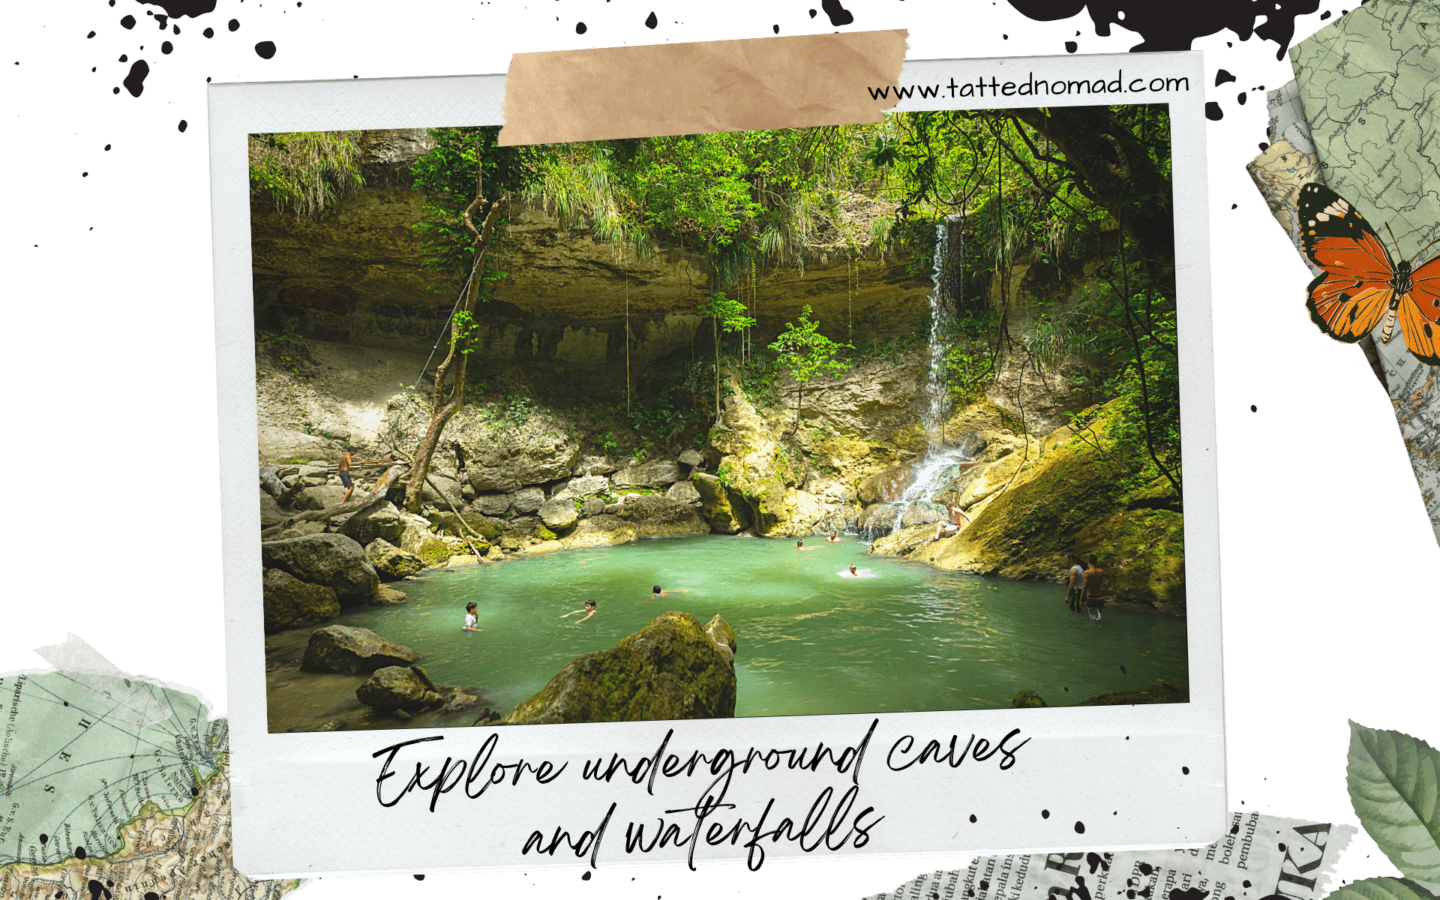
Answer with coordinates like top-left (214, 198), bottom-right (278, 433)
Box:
top-left (402, 173), bottom-right (507, 514)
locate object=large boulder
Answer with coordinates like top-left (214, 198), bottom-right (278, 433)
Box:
top-left (665, 480), bottom-right (701, 504)
top-left (614, 495), bottom-right (711, 538)
top-left (261, 533), bottom-right (379, 603)
top-left (501, 611), bottom-right (737, 725)
top-left (512, 487), bottom-right (545, 515)
top-left (366, 538), bottom-right (425, 580)
top-left (341, 500), bottom-right (405, 545)
top-left (704, 615), bottom-right (738, 662)
top-left (552, 475), bottom-right (610, 502)
top-left (612, 460), bottom-right (682, 489)
top-left (356, 666), bottom-right (445, 712)
top-left (262, 568), bottom-right (340, 633)
top-left (574, 455), bottom-right (621, 476)
top-left (422, 473), bottom-right (465, 509)
top-left (398, 520), bottom-right (455, 569)
top-left (471, 493), bottom-right (513, 516)
top-left (690, 473), bottom-right (749, 534)
top-left (293, 484), bottom-right (348, 511)
top-left (539, 499), bottom-right (580, 532)
top-left (562, 514), bottom-right (639, 549)
top-left (259, 491), bottom-right (288, 528)
top-left (431, 512), bottom-right (503, 541)
top-left (463, 426), bottom-right (580, 493)
top-left (677, 449), bottom-right (704, 468)
top-left (301, 625), bottom-right (418, 674)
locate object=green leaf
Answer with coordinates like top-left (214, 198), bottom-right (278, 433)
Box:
top-left (1320, 878), bottom-right (1439, 900)
top-left (1347, 722), bottom-right (1440, 890)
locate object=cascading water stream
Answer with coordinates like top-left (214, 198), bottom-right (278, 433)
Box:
top-left (854, 215), bottom-right (976, 541)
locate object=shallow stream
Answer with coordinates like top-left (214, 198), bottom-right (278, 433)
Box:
top-left (265, 535), bottom-right (1188, 731)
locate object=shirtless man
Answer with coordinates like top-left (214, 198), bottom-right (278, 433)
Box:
top-left (1082, 555), bottom-right (1105, 623)
top-left (336, 447), bottom-right (374, 503)
top-left (933, 502), bottom-right (971, 541)
top-left (825, 531), bottom-right (843, 544)
top-left (1064, 554), bottom-right (1086, 613)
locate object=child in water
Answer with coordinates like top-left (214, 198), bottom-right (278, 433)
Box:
top-left (463, 602), bottom-right (483, 632)
top-left (561, 599), bottom-right (597, 623)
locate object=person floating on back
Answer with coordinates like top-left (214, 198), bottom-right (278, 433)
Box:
top-left (561, 599), bottom-right (597, 623)
top-left (1064, 554), bottom-right (1086, 613)
top-left (932, 502), bottom-right (971, 541)
top-left (1083, 555), bottom-right (1105, 624)
top-left (463, 602), bottom-right (483, 633)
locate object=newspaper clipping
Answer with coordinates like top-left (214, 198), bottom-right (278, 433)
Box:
top-left (869, 813), bottom-right (1352, 900)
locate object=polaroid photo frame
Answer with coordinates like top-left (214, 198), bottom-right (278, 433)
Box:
top-left (214, 47), bottom-right (1222, 877)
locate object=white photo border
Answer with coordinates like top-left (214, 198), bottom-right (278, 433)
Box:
top-left (213, 48), bottom-right (1223, 878)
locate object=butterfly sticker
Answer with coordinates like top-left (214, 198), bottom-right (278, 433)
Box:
top-left (1298, 182), bottom-right (1440, 366)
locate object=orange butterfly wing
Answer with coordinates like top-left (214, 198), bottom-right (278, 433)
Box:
top-left (1298, 182), bottom-right (1440, 364)
top-left (1299, 183), bottom-right (1394, 343)
top-left (1397, 255), bottom-right (1440, 365)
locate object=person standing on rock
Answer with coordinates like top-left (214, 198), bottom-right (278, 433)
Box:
top-left (1082, 555), bottom-right (1105, 624)
top-left (1065, 555), bottom-right (1086, 613)
top-left (336, 447), bottom-right (377, 504)
top-left (932, 502), bottom-right (971, 541)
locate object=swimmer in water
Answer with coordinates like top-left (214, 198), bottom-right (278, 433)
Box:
top-left (845, 563), bottom-right (859, 577)
top-left (826, 531), bottom-right (843, 543)
top-left (463, 601), bottom-right (483, 632)
top-left (646, 584), bottom-right (690, 601)
top-left (560, 599), bottom-right (597, 623)
top-left (796, 540), bottom-right (808, 550)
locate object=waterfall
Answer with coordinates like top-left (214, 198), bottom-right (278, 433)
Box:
top-left (924, 214), bottom-right (963, 438)
top-left (855, 215), bottom-right (973, 542)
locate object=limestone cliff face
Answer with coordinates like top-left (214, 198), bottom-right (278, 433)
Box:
top-left (251, 145), bottom-right (931, 384)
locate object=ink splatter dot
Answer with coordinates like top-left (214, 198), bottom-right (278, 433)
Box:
top-left (1321, 9), bottom-right (1331, 18)
top-left (1074, 821), bottom-right (1085, 834)
top-left (1140, 863), bottom-right (1154, 875)
top-left (413, 874), bottom-right (425, 880)
top-left (39, 834), bottom-right (47, 844)
top-left (228, 18), bottom-right (240, 30)
top-left (113, 87), bottom-right (120, 94)
top-left (121, 14), bottom-right (136, 28)
top-left (146, 894), bottom-right (161, 900)
top-left (1120, 665), bottom-right (1127, 674)
top-left (645, 11), bottom-right (657, 27)
top-left (1182, 766), bottom-right (1190, 774)
top-left (105, 143), bottom-right (111, 150)
top-left (88, 30), bottom-right (96, 37)
top-left (809, 8), bottom-right (817, 16)
top-left (980, 880), bottom-right (991, 890)
top-left (255, 40), bottom-right (276, 58)
top-left (969, 814), bottom-right (977, 823)
top-left (1231, 824), bottom-right (1241, 834)
top-left (1237, 92), bottom-right (1247, 105)
top-left (1259, 142), bottom-right (1269, 151)
top-left (120, 53), bottom-right (128, 61)
top-left (773, 24), bottom-right (780, 32)
top-left (203, 26), bottom-right (213, 36)
top-left (1042, 809), bottom-right (1050, 819)
top-left (582, 871), bottom-right (593, 881)
top-left (82, 171), bottom-right (89, 177)
top-left (86, 881), bottom-right (110, 900)
top-left (576, 21), bottom-right (587, 33)
top-left (189, 782), bottom-right (198, 793)
top-left (1278, 843), bottom-right (1287, 852)
top-left (1243, 882), bottom-right (1252, 889)
top-left (123, 59), bottom-right (149, 96)
top-left (1215, 69), bottom-right (1236, 86)
top-left (75, 846), bottom-right (87, 859)
top-left (162, 40), bottom-right (173, 53)
top-left (1065, 40), bottom-right (1078, 52)
top-left (821, 0), bottom-right (854, 26)
top-left (1205, 102), bottom-right (1223, 121)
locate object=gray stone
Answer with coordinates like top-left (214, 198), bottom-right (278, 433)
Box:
top-left (274, 521), bottom-right (327, 540)
top-left (552, 475), bottom-right (610, 502)
top-left (464, 427), bottom-right (580, 493)
top-left (539, 499), bottom-right (580, 532)
top-left (665, 480), bottom-right (701, 504)
top-left (678, 449), bottom-right (704, 468)
top-left (612, 460), bottom-right (682, 488)
top-left (355, 666), bottom-right (444, 712)
top-left (301, 625), bottom-right (418, 674)
top-left (296, 465), bottom-right (331, 488)
top-left (576, 455), bottom-right (621, 476)
top-left (366, 538), bottom-right (424, 580)
top-left (471, 493), bottom-right (513, 516)
top-left (373, 584), bottom-right (409, 604)
top-left (704, 614), bottom-right (738, 661)
top-left (261, 533), bottom-right (380, 602)
top-left (341, 500), bottom-right (405, 545)
top-left (422, 473), bottom-right (465, 510)
top-left (262, 568), bottom-right (340, 633)
top-left (512, 487), bottom-right (545, 514)
top-left (581, 498), bottom-right (606, 517)
top-left (259, 491), bottom-right (288, 528)
top-left (294, 485), bottom-right (348, 511)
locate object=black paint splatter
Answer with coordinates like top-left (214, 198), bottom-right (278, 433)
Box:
top-left (1074, 820), bottom-right (1086, 834)
top-left (1172, 889), bottom-right (1209, 900)
top-left (228, 18), bottom-right (240, 30)
top-left (969, 814), bottom-right (977, 822)
top-left (821, 0), bottom-right (854, 26)
top-left (120, 14), bottom-right (136, 28)
top-left (255, 40), bottom-right (276, 58)
top-left (39, 834), bottom-right (47, 844)
top-left (1182, 766), bottom-right (1190, 774)
top-left (981, 880), bottom-right (991, 890)
top-left (1237, 91), bottom-right (1247, 105)
top-left (1242, 882), bottom-right (1251, 889)
top-left (88, 30), bottom-right (96, 37)
top-left (1205, 101), bottom-right (1223, 120)
top-left (413, 874), bottom-right (425, 880)
top-left (809, 8), bottom-right (817, 16)
top-left (1086, 852), bottom-right (1109, 874)
top-left (145, 893), bottom-right (161, 900)
top-left (203, 26), bottom-right (214, 37)
top-left (178, 119), bottom-right (188, 132)
top-left (1140, 863), bottom-right (1154, 876)
top-left (1042, 809), bottom-right (1051, 818)
top-left (138, 0), bottom-right (217, 15)
top-left (161, 40), bottom-right (173, 54)
top-left (645, 11), bottom-right (657, 28)
top-left (1232, 824), bottom-right (1242, 834)
top-left (86, 880), bottom-right (112, 900)
top-left (1259, 141), bottom-right (1269, 151)
top-left (773, 24), bottom-right (780, 32)
top-left (1007, 0), bottom-right (1321, 59)
top-left (1215, 68), bottom-right (1236, 85)
top-left (75, 846), bottom-right (87, 860)
top-left (582, 871), bottom-right (593, 881)
top-left (576, 21), bottom-right (587, 33)
top-left (1065, 40), bottom-right (1078, 51)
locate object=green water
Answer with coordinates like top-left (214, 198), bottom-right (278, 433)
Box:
top-left (269, 535), bottom-right (1187, 727)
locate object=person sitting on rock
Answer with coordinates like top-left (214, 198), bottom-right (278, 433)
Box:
top-left (932, 503), bottom-right (971, 541)
top-left (463, 602), bottom-right (483, 633)
top-left (561, 599), bottom-right (597, 623)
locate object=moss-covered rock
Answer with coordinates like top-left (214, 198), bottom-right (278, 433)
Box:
top-left (301, 625), bottom-right (418, 674)
top-left (501, 611), bottom-right (737, 725)
top-left (431, 511), bottom-right (504, 541)
top-left (366, 538), bottom-right (424, 580)
top-left (1011, 690), bottom-right (1048, 708)
top-left (1074, 508), bottom-right (1185, 610)
top-left (692, 473), bottom-right (749, 534)
top-left (355, 665), bottom-right (445, 712)
top-left (262, 568), bottom-right (340, 633)
top-left (1077, 679), bottom-right (1188, 706)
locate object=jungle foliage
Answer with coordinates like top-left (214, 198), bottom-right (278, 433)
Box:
top-left (248, 130), bottom-right (365, 217)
